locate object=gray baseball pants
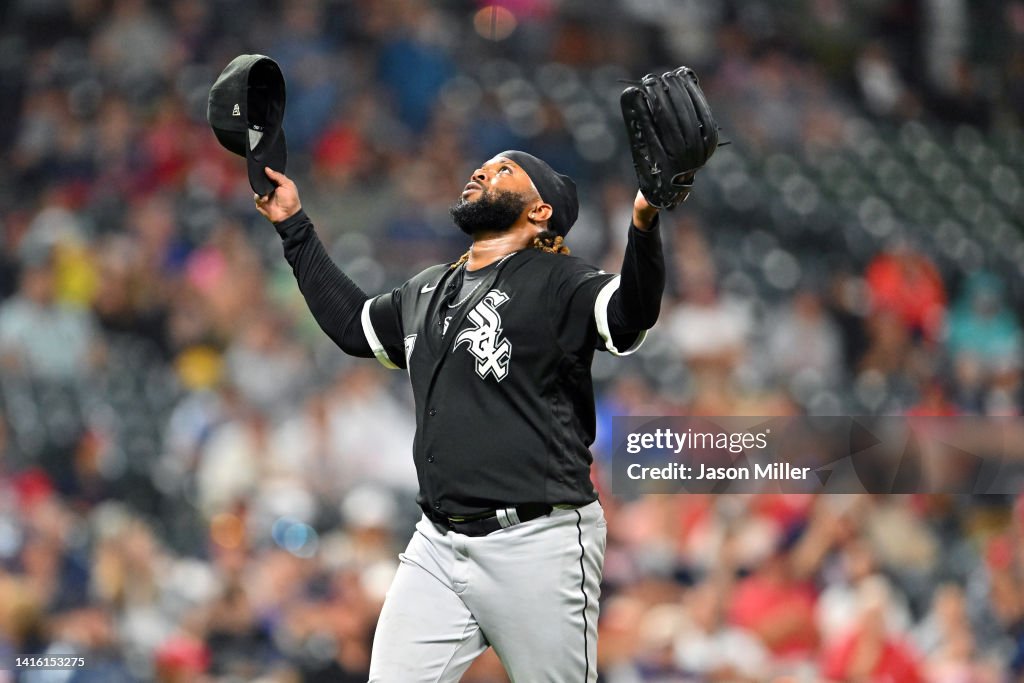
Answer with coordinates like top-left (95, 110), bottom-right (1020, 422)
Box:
top-left (368, 500), bottom-right (607, 682)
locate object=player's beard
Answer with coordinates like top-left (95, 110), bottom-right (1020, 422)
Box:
top-left (450, 188), bottom-right (528, 236)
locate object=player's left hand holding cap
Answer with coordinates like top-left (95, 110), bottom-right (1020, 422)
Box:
top-left (207, 54), bottom-right (287, 197)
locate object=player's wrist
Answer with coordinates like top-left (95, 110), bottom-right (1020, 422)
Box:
top-left (273, 208), bottom-right (309, 232)
top-left (632, 205), bottom-right (659, 231)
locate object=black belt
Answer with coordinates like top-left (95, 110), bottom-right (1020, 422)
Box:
top-left (429, 503), bottom-right (553, 537)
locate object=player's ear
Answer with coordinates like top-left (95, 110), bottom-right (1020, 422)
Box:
top-left (528, 202), bottom-right (553, 224)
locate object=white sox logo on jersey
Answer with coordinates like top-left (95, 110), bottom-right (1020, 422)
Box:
top-left (454, 290), bottom-right (512, 381)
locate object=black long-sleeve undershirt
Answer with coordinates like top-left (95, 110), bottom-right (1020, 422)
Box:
top-left (609, 215), bottom-right (664, 334)
top-left (274, 209), bottom-right (665, 356)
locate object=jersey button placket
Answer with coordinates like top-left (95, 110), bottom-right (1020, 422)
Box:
top-left (428, 408), bottom-right (437, 416)
top-left (427, 455), bottom-right (435, 463)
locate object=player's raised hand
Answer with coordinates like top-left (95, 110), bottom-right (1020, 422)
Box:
top-left (621, 66), bottom-right (718, 210)
top-left (254, 166), bottom-right (301, 223)
top-left (632, 189), bottom-right (659, 231)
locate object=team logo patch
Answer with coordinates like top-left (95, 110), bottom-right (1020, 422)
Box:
top-left (454, 290), bottom-right (512, 381)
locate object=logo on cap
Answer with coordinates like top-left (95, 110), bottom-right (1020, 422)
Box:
top-left (231, 103), bottom-right (240, 117)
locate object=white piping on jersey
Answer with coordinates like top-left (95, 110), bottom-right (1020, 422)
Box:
top-left (361, 297), bottom-right (400, 370)
top-left (594, 276), bottom-right (648, 357)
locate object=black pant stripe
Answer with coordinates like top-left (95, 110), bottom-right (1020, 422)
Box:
top-left (575, 510), bottom-right (589, 682)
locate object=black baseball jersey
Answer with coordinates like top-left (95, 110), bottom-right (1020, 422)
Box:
top-left (360, 249), bottom-right (646, 518)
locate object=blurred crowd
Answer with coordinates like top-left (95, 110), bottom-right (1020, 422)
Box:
top-left (0, 0), bottom-right (1023, 681)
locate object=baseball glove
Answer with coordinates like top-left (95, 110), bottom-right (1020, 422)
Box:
top-left (621, 66), bottom-right (719, 209)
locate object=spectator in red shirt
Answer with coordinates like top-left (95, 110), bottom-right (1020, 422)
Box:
top-left (729, 543), bottom-right (820, 661)
top-left (821, 581), bottom-right (925, 683)
top-left (865, 245), bottom-right (946, 343)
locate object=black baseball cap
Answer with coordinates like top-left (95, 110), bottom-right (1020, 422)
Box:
top-left (208, 54), bottom-right (287, 196)
top-left (499, 150), bottom-right (579, 237)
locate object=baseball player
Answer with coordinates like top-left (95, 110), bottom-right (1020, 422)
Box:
top-left (254, 68), bottom-right (717, 682)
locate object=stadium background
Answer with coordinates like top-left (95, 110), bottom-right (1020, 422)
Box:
top-left (0, 0), bottom-right (1023, 680)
